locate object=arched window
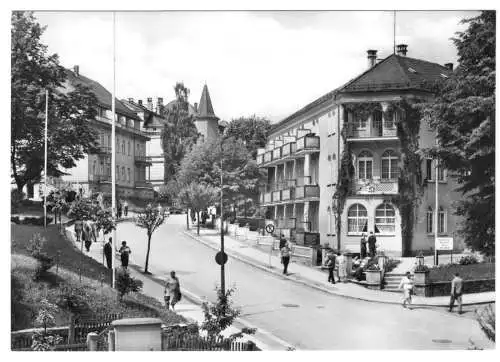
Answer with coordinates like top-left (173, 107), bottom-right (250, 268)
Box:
top-left (375, 203), bottom-right (396, 234)
top-left (426, 207), bottom-right (433, 234)
top-left (347, 204), bottom-right (368, 233)
top-left (381, 150), bottom-right (399, 180)
top-left (438, 207), bottom-right (446, 234)
top-left (357, 151), bottom-right (373, 180)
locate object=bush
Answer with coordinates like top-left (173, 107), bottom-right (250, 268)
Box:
top-left (459, 255), bottom-right (479, 265)
top-left (414, 264), bottom-right (430, 272)
top-left (384, 258), bottom-right (401, 273)
top-left (115, 270), bottom-right (143, 300)
top-left (26, 233), bottom-right (54, 278)
top-left (11, 189), bottom-right (25, 212)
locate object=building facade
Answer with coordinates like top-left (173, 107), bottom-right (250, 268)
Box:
top-left (257, 45), bottom-right (464, 256)
top-left (59, 66), bottom-right (154, 201)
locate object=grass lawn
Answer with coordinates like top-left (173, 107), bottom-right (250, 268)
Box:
top-left (11, 223), bottom-right (186, 332)
top-left (429, 263), bottom-right (495, 283)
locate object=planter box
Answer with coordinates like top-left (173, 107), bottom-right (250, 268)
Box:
top-left (365, 270), bottom-right (382, 289)
top-left (413, 271), bottom-right (429, 286)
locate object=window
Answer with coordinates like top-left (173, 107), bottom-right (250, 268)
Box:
top-left (381, 150), bottom-right (399, 180)
top-left (92, 161), bottom-right (96, 175)
top-left (353, 115), bottom-right (367, 129)
top-left (116, 138), bottom-right (119, 153)
top-left (438, 166), bottom-right (445, 181)
top-left (116, 165), bottom-right (120, 180)
top-left (438, 207), bottom-right (446, 234)
top-left (127, 168), bottom-right (131, 182)
top-left (384, 109), bottom-right (396, 129)
top-left (426, 159), bottom-right (433, 180)
top-left (100, 162), bottom-right (104, 176)
top-left (107, 135), bottom-right (111, 147)
top-left (426, 207), bottom-right (433, 234)
top-left (375, 203), bottom-right (396, 234)
top-left (122, 140), bottom-right (125, 154)
top-left (347, 204), bottom-right (368, 233)
top-left (357, 151), bottom-right (373, 180)
top-left (128, 141), bottom-right (131, 156)
top-left (121, 167), bottom-right (125, 181)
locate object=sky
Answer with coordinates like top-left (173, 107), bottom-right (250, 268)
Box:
top-left (34, 10), bottom-right (477, 123)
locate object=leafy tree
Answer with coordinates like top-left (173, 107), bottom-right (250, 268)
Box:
top-left (135, 204), bottom-right (166, 274)
top-left (31, 298), bottom-right (62, 351)
top-left (115, 270), bottom-right (143, 301)
top-left (178, 182), bottom-right (218, 235)
top-left (160, 82), bottom-right (200, 184)
top-left (11, 12), bottom-right (99, 193)
top-left (95, 209), bottom-right (116, 242)
top-left (421, 11), bottom-right (495, 256)
top-left (225, 115), bottom-right (272, 158)
top-left (67, 198), bottom-right (99, 221)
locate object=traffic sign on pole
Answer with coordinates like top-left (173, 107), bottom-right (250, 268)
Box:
top-left (215, 251), bottom-right (228, 266)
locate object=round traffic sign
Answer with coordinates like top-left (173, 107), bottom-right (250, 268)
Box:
top-left (265, 224), bottom-right (275, 234)
top-left (215, 251), bottom-right (228, 265)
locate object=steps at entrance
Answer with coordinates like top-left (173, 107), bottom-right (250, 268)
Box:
top-left (383, 273), bottom-right (405, 292)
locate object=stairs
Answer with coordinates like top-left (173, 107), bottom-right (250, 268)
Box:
top-left (383, 273), bottom-right (405, 292)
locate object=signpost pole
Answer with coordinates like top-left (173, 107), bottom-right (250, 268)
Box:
top-left (434, 139), bottom-right (439, 266)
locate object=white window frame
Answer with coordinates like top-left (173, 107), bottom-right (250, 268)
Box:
top-left (374, 203), bottom-right (396, 235)
top-left (347, 204), bottom-right (368, 234)
top-left (357, 151), bottom-right (373, 180)
top-left (426, 207), bottom-right (433, 234)
top-left (381, 150), bottom-right (399, 180)
top-left (438, 207), bottom-right (447, 234)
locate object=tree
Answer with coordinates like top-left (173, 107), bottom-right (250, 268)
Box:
top-left (135, 205), bottom-right (166, 274)
top-left (225, 115), bottom-right (272, 158)
top-left (11, 12), bottom-right (99, 193)
top-left (178, 182), bottom-right (218, 235)
top-left (160, 82), bottom-right (200, 184)
top-left (421, 11), bottom-right (495, 256)
top-left (95, 209), bottom-right (116, 242)
top-left (67, 198), bottom-right (99, 221)
top-left (115, 270), bottom-right (143, 301)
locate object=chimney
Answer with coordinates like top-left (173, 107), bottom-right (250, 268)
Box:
top-left (128, 97), bottom-right (134, 103)
top-left (444, 63), bottom-right (454, 71)
top-left (194, 102), bottom-right (198, 113)
top-left (156, 97), bottom-right (163, 113)
top-left (146, 97), bottom-right (153, 111)
top-left (367, 50), bottom-right (378, 68)
top-left (396, 44), bottom-right (408, 57)
top-left (73, 65), bottom-right (79, 76)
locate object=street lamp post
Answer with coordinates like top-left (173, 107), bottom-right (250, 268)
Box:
top-left (332, 193), bottom-right (340, 251)
top-left (220, 143), bottom-right (225, 294)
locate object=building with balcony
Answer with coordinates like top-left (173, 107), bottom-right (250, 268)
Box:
top-left (58, 66), bottom-right (154, 201)
top-left (258, 45), bottom-right (464, 256)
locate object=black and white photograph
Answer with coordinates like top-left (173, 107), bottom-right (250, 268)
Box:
top-left (7, 1), bottom-right (497, 353)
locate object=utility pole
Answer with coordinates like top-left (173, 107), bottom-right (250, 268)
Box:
top-left (434, 138), bottom-right (439, 266)
top-left (220, 144), bottom-right (225, 294)
top-left (44, 89), bottom-right (48, 229)
top-left (111, 12), bottom-right (117, 288)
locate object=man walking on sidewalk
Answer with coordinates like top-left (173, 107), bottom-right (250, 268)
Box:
top-left (104, 237), bottom-right (113, 269)
top-left (324, 251), bottom-right (337, 284)
top-left (280, 240), bottom-right (291, 275)
top-left (119, 241), bottom-right (131, 269)
top-left (449, 272), bottom-right (464, 314)
top-left (398, 272), bottom-right (414, 309)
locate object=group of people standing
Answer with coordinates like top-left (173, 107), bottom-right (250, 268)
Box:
top-left (117, 200), bottom-right (129, 218)
top-left (360, 231), bottom-right (377, 259)
top-left (102, 238), bottom-right (131, 270)
top-left (74, 219), bottom-right (98, 252)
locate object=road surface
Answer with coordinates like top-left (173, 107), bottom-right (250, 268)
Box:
top-left (115, 215), bottom-right (493, 350)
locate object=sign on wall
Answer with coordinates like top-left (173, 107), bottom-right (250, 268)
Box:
top-left (435, 237), bottom-right (453, 251)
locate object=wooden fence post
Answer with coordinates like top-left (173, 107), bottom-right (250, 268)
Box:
top-left (68, 314), bottom-right (75, 344)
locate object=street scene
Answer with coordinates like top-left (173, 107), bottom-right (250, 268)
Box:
top-left (10, 8), bottom-right (495, 353)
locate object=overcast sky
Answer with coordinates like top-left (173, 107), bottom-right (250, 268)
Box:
top-left (35, 10), bottom-right (477, 123)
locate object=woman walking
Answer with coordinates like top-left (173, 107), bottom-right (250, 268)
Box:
top-left (164, 271), bottom-right (182, 310)
top-left (398, 272), bottom-right (414, 309)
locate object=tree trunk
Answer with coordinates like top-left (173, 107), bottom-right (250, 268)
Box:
top-left (144, 234), bottom-right (152, 274)
top-left (244, 200), bottom-right (247, 218)
top-left (197, 211), bottom-right (200, 236)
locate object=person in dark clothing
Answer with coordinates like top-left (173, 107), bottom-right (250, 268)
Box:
top-left (368, 231), bottom-right (377, 258)
top-left (360, 233), bottom-right (368, 259)
top-left (104, 238), bottom-right (113, 269)
top-left (280, 241), bottom-right (291, 275)
top-left (117, 202), bottom-right (123, 219)
top-left (190, 209), bottom-right (196, 223)
top-left (324, 251), bottom-right (337, 284)
top-left (279, 234), bottom-right (287, 249)
top-left (119, 241), bottom-right (131, 269)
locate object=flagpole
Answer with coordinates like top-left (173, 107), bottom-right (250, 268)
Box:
top-left (44, 89), bottom-right (48, 229)
top-left (111, 12), bottom-right (117, 288)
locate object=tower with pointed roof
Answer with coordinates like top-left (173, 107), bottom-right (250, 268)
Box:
top-left (195, 84), bottom-right (219, 141)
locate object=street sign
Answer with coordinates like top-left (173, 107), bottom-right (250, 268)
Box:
top-left (215, 251), bottom-right (228, 265)
top-left (265, 224), bottom-right (275, 234)
top-left (435, 237), bottom-right (453, 251)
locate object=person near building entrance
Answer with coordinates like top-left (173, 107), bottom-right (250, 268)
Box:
top-left (449, 272), bottom-right (464, 314)
top-left (360, 233), bottom-right (368, 259)
top-left (123, 201), bottom-right (129, 217)
top-left (104, 237), bottom-right (113, 269)
top-left (164, 271), bottom-right (181, 310)
top-left (368, 231), bottom-right (377, 258)
top-left (324, 250), bottom-right (337, 284)
top-left (119, 241), bottom-right (131, 269)
top-left (280, 240), bottom-right (291, 275)
top-left (398, 272), bottom-right (414, 309)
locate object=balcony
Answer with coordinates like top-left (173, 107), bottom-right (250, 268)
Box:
top-left (296, 135), bottom-right (320, 153)
top-left (272, 190), bottom-right (281, 202)
top-left (134, 155), bottom-right (152, 166)
top-left (344, 122), bottom-right (399, 142)
top-left (263, 192), bottom-right (272, 203)
top-left (135, 180), bottom-right (153, 188)
top-left (295, 185), bottom-right (320, 200)
top-left (281, 142), bottom-right (296, 157)
top-left (349, 179), bottom-right (399, 195)
top-left (273, 147), bottom-right (282, 160)
top-left (256, 154), bottom-right (264, 165)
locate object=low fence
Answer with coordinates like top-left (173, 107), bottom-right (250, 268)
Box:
top-left (74, 313), bottom-right (121, 343)
top-left (162, 334), bottom-right (259, 351)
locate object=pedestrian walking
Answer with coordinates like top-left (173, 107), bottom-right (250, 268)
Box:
top-left (83, 220), bottom-right (93, 252)
top-left (123, 201), bottom-right (129, 217)
top-left (449, 272), bottom-right (464, 314)
top-left (190, 209), bottom-right (196, 223)
top-left (74, 219), bottom-right (83, 242)
top-left (360, 233), bottom-right (368, 259)
top-left (117, 202), bottom-right (123, 219)
top-left (280, 240), bottom-right (292, 275)
top-left (368, 231), bottom-right (377, 258)
top-left (164, 271), bottom-right (182, 310)
top-left (119, 241), bottom-right (131, 269)
top-left (279, 234), bottom-right (287, 249)
top-left (398, 272), bottom-right (414, 309)
top-left (337, 252), bottom-right (348, 282)
top-left (104, 237), bottom-right (113, 269)
top-left (157, 203), bottom-right (163, 215)
top-left (324, 250), bottom-right (337, 284)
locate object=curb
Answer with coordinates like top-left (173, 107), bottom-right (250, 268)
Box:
top-left (182, 231), bottom-right (495, 308)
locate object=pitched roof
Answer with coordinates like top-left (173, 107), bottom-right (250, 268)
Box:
top-left (64, 69), bottom-right (140, 120)
top-left (197, 84), bottom-right (218, 119)
top-left (340, 54), bottom-right (451, 93)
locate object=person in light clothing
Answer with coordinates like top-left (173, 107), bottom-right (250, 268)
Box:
top-left (398, 272), bottom-right (414, 309)
top-left (164, 271), bottom-right (181, 310)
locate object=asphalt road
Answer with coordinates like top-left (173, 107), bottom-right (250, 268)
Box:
top-left (116, 215), bottom-right (494, 350)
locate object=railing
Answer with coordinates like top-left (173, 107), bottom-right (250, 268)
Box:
top-left (281, 188), bottom-right (294, 201)
top-left (350, 179), bottom-right (399, 194)
top-left (273, 147), bottom-right (282, 160)
top-left (281, 142), bottom-right (296, 157)
top-left (296, 135), bottom-right (320, 152)
top-left (295, 185), bottom-right (319, 199)
top-left (134, 155), bottom-right (152, 164)
top-left (343, 122), bottom-right (398, 139)
top-left (264, 151), bottom-right (272, 163)
top-left (96, 146), bottom-right (111, 154)
top-left (263, 192), bottom-right (272, 203)
top-left (161, 334), bottom-right (258, 351)
top-left (256, 154), bottom-right (264, 165)
top-left (272, 190), bottom-right (281, 202)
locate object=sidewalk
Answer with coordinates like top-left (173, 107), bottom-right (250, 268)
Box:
top-left (63, 225), bottom-right (283, 350)
top-left (184, 228), bottom-right (495, 307)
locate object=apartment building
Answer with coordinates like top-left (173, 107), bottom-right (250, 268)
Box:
top-left (257, 45), bottom-right (464, 256)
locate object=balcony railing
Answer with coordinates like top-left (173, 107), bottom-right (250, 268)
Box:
top-left (273, 147), bottom-right (282, 160)
top-left (263, 192), bottom-right (272, 203)
top-left (281, 142), bottom-right (296, 157)
top-left (350, 179), bottom-right (399, 195)
top-left (281, 188), bottom-right (294, 201)
top-left (295, 185), bottom-right (320, 199)
top-left (96, 146), bottom-right (111, 155)
top-left (256, 154), bottom-right (264, 165)
top-left (296, 135), bottom-right (320, 152)
top-left (134, 155), bottom-right (152, 165)
top-left (272, 190), bottom-right (281, 202)
top-left (344, 122), bottom-right (398, 139)
top-left (264, 151), bottom-right (273, 163)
